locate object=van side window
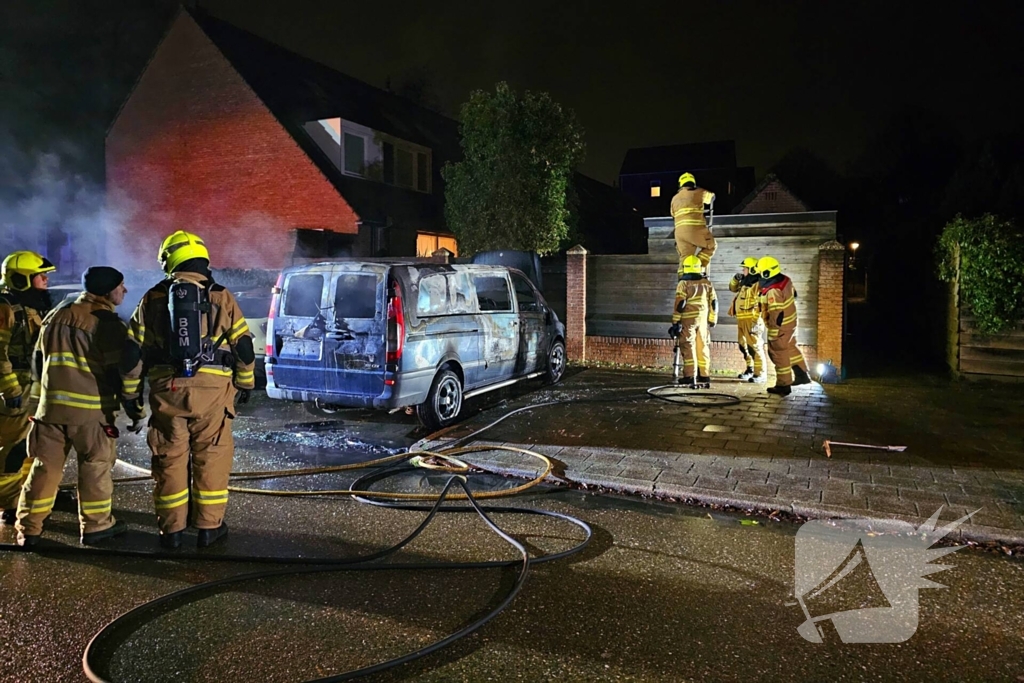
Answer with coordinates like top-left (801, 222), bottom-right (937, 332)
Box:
top-left (447, 272), bottom-right (474, 314)
top-left (417, 274), bottom-right (449, 316)
top-left (511, 273), bottom-right (540, 313)
top-left (473, 275), bottom-right (512, 312)
top-left (284, 274), bottom-right (324, 317)
top-left (334, 274), bottom-right (378, 320)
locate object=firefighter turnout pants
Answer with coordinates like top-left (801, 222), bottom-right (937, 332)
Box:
top-left (0, 388), bottom-right (37, 511)
top-left (766, 324), bottom-right (809, 387)
top-left (147, 377), bottom-right (236, 534)
top-left (737, 319), bottom-right (765, 376)
top-left (16, 420), bottom-right (117, 536)
top-left (677, 321), bottom-right (711, 379)
top-left (676, 232), bottom-right (718, 271)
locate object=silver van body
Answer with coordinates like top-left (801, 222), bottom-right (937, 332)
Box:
top-left (265, 261), bottom-right (565, 425)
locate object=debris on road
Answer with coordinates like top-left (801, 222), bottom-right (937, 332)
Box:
top-left (822, 440), bottom-right (908, 458)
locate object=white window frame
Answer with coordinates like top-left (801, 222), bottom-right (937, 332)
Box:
top-left (383, 136), bottom-right (432, 194)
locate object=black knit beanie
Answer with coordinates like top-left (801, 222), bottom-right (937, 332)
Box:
top-left (82, 266), bottom-right (124, 296)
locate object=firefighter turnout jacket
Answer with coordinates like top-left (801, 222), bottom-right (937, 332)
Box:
top-left (729, 273), bottom-right (765, 377)
top-left (0, 289), bottom-right (47, 511)
top-left (672, 275), bottom-right (718, 379)
top-left (760, 274), bottom-right (809, 387)
top-left (121, 271), bottom-right (255, 399)
top-left (34, 292), bottom-right (126, 425)
top-left (671, 186), bottom-right (717, 267)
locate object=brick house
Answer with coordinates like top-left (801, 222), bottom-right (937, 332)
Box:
top-left (731, 173), bottom-right (810, 214)
top-left (106, 7), bottom-right (460, 270)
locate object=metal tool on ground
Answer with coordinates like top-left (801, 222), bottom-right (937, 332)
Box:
top-left (822, 440), bottom-right (908, 458)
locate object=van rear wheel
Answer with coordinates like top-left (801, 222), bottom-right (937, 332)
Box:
top-left (417, 369), bottom-right (463, 431)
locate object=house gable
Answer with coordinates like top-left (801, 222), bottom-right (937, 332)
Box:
top-left (106, 10), bottom-right (359, 270)
top-left (733, 173), bottom-right (810, 214)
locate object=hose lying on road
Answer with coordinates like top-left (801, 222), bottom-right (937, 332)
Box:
top-left (0, 382), bottom-right (736, 681)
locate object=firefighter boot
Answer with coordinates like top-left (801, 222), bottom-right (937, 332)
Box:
top-left (17, 532), bottom-right (40, 548)
top-left (748, 374), bottom-right (767, 384)
top-left (1, 508), bottom-right (15, 525)
top-left (81, 520), bottom-right (127, 546)
top-left (197, 522), bottom-right (228, 548)
top-left (160, 530), bottom-right (183, 549)
top-left (767, 385), bottom-right (792, 397)
top-left (677, 376), bottom-right (695, 387)
top-left (696, 375), bottom-right (711, 389)
top-left (793, 365), bottom-right (813, 386)
top-left (738, 368), bottom-right (754, 381)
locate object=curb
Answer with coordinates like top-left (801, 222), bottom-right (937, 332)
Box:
top-left (420, 436), bottom-right (1024, 547)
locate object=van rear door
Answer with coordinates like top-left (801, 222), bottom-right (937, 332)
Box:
top-left (322, 265), bottom-right (387, 398)
top-left (272, 268), bottom-right (331, 392)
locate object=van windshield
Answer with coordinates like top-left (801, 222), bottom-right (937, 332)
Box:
top-left (334, 273), bottom-right (378, 319)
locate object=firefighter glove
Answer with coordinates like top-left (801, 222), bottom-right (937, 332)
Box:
top-left (668, 322), bottom-right (682, 339)
top-left (4, 395), bottom-right (22, 410)
top-left (236, 389), bottom-right (251, 405)
top-left (123, 396), bottom-right (146, 422)
top-left (709, 322), bottom-right (716, 328)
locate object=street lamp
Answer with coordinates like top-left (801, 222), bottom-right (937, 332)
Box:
top-left (849, 241), bottom-right (860, 253)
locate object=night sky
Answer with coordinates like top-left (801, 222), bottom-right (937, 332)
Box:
top-left (2, 0), bottom-right (1022, 186)
top-left (197, 0), bottom-right (1024, 184)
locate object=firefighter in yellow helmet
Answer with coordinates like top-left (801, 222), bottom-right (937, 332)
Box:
top-left (671, 172), bottom-right (717, 274)
top-left (120, 231), bottom-right (255, 548)
top-left (15, 267), bottom-right (129, 547)
top-left (756, 256), bottom-right (812, 396)
top-left (668, 255), bottom-right (718, 388)
top-left (728, 256), bottom-right (766, 383)
top-left (0, 251), bottom-right (55, 524)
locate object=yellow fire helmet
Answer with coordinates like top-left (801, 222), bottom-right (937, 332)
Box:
top-left (678, 172), bottom-right (696, 188)
top-left (741, 257), bottom-right (758, 270)
top-left (2, 250), bottom-right (56, 291)
top-left (755, 256), bottom-right (781, 280)
top-left (680, 255), bottom-right (703, 275)
top-left (158, 230), bottom-right (209, 274)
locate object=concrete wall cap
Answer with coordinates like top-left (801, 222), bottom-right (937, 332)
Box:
top-left (818, 240), bottom-right (847, 251)
top-left (566, 245), bottom-right (589, 255)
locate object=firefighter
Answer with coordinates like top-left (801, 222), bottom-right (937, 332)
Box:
top-left (668, 255), bottom-right (718, 387)
top-left (756, 256), bottom-right (812, 396)
top-left (121, 231), bottom-right (255, 549)
top-left (15, 267), bottom-right (129, 547)
top-left (0, 251), bottom-right (55, 524)
top-left (671, 172), bottom-right (717, 274)
top-left (729, 256), bottom-right (766, 383)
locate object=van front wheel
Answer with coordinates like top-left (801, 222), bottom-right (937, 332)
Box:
top-left (417, 369), bottom-right (463, 431)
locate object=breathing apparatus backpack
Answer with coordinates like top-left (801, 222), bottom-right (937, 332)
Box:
top-left (166, 280), bottom-right (228, 377)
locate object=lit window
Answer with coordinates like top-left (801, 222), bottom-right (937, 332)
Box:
top-left (343, 133), bottom-right (365, 176)
top-left (650, 181), bottom-right (661, 198)
top-left (417, 232), bottom-right (458, 257)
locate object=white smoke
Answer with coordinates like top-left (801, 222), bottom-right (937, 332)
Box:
top-left (0, 140), bottom-right (134, 281)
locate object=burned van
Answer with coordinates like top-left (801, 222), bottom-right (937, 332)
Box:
top-left (264, 261), bottom-right (566, 429)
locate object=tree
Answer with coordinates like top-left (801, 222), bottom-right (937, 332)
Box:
top-left (442, 82), bottom-right (585, 256)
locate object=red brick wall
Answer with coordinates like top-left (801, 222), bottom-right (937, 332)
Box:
top-left (739, 180), bottom-right (808, 214)
top-left (816, 241), bottom-right (845, 373)
top-left (106, 11), bottom-right (358, 270)
top-left (586, 336), bottom-right (816, 377)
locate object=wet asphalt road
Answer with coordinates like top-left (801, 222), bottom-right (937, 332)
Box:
top-left (1, 392), bottom-right (1023, 683)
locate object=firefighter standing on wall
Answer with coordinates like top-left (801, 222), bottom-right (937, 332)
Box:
top-left (671, 172), bottom-right (717, 274)
top-left (668, 255), bottom-right (718, 387)
top-left (16, 267), bottom-right (129, 547)
top-left (756, 256), bottom-right (812, 396)
top-left (0, 251), bottom-right (55, 524)
top-left (729, 256), bottom-right (766, 383)
top-left (121, 231), bottom-right (255, 549)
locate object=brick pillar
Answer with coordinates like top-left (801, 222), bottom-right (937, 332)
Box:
top-left (566, 244), bottom-right (588, 361)
top-left (817, 240), bottom-right (846, 375)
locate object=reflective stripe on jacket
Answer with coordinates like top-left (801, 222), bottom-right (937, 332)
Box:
top-left (0, 291), bottom-right (44, 400)
top-left (35, 292), bottom-right (126, 425)
top-left (672, 278), bottom-right (718, 326)
top-left (122, 271), bottom-right (255, 399)
top-left (760, 275), bottom-right (798, 340)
